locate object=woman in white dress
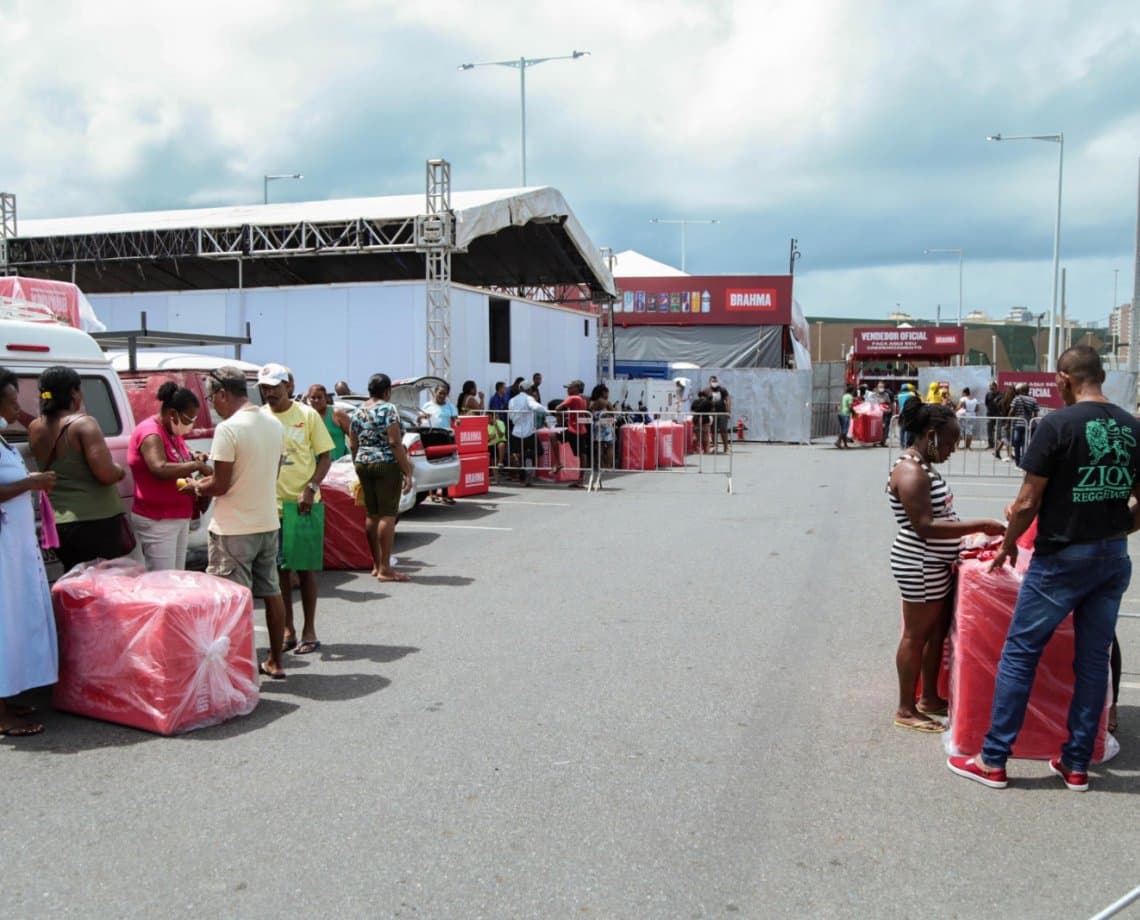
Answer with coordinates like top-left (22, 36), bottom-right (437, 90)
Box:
top-left (0, 367), bottom-right (58, 737)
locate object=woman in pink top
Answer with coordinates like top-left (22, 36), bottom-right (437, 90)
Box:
top-left (128, 382), bottom-right (212, 570)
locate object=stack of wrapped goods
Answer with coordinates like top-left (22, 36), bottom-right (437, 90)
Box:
top-left (655, 420), bottom-right (685, 467)
top-left (947, 532), bottom-right (1116, 763)
top-left (51, 560), bottom-right (259, 735)
top-left (451, 415), bottom-right (490, 497)
top-left (536, 428), bottom-right (579, 482)
top-left (619, 423), bottom-right (658, 471)
top-left (319, 460), bottom-right (374, 570)
top-left (850, 401), bottom-right (884, 444)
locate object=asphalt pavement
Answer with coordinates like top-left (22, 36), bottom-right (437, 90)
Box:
top-left (4, 442), bottom-right (1138, 919)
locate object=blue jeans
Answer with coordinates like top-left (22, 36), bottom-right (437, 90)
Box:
top-left (837, 415), bottom-right (850, 438)
top-left (981, 539), bottom-right (1130, 771)
top-left (1011, 426), bottom-right (1025, 466)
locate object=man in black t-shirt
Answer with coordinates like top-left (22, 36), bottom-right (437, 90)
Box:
top-left (704, 376), bottom-right (732, 454)
top-left (948, 346), bottom-right (1140, 792)
top-left (984, 380), bottom-right (1003, 456)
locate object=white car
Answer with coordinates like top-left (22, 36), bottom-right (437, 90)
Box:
top-left (335, 375), bottom-right (461, 515)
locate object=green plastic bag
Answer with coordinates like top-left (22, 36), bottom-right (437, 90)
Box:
top-left (281, 501), bottom-right (325, 571)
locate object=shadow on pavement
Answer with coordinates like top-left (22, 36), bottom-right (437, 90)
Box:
top-left (259, 672), bottom-right (391, 702)
top-left (317, 643), bottom-right (419, 665)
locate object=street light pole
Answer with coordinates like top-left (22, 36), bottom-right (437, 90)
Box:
top-left (987, 132), bottom-right (1064, 371)
top-left (458, 51), bottom-right (590, 187)
top-left (649, 218), bottom-right (719, 272)
top-left (264, 173), bottom-right (302, 204)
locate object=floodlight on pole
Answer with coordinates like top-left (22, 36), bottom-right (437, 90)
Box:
top-left (987, 131), bottom-right (1064, 371)
top-left (458, 50), bottom-right (590, 187)
top-left (649, 218), bottom-right (719, 272)
top-left (264, 173), bottom-right (303, 204)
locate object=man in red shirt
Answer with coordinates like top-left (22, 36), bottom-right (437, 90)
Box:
top-left (555, 379), bottom-right (590, 488)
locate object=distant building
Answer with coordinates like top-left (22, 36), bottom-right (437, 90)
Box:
top-left (965, 310), bottom-right (993, 324)
top-left (887, 310), bottom-right (912, 322)
top-left (1005, 305), bottom-right (1034, 324)
top-left (1109, 303), bottom-right (1132, 368)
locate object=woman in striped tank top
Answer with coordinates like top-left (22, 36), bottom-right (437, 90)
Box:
top-left (888, 400), bottom-right (1005, 732)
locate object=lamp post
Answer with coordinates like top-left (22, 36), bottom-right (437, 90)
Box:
top-left (815, 320), bottom-right (823, 363)
top-left (458, 51), bottom-right (590, 187)
top-left (987, 132), bottom-right (1064, 371)
top-left (264, 173), bottom-right (302, 204)
top-left (649, 218), bottom-right (719, 272)
top-left (1034, 311), bottom-right (1047, 370)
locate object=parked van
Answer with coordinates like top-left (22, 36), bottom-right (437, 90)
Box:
top-left (109, 351), bottom-right (262, 560)
top-left (0, 310), bottom-right (136, 569)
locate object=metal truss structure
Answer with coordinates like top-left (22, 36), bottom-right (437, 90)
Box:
top-left (0, 192), bottom-right (16, 272)
top-left (418, 160), bottom-right (454, 380)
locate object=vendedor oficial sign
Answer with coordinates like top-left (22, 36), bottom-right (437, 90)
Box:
top-left (997, 372), bottom-right (1064, 409)
top-left (612, 275), bottom-right (792, 325)
top-left (851, 326), bottom-right (965, 358)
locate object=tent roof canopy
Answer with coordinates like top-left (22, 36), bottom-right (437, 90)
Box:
top-left (6, 187), bottom-right (615, 300)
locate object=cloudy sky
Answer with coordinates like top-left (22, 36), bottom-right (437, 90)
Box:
top-left (3, 0), bottom-right (1137, 324)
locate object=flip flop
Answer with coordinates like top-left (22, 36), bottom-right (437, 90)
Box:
top-left (894, 717), bottom-right (946, 734)
top-left (377, 572), bottom-right (410, 583)
top-left (0, 721), bottom-right (44, 737)
top-left (916, 702), bottom-right (949, 717)
top-left (258, 662), bottom-right (287, 680)
top-left (282, 638), bottom-right (298, 652)
top-left (293, 640), bottom-right (322, 655)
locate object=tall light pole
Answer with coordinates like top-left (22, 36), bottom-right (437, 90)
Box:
top-left (459, 51), bottom-right (590, 187)
top-left (264, 173), bottom-right (302, 204)
top-left (649, 218), bottom-right (719, 272)
top-left (987, 132), bottom-right (1064, 371)
top-left (1113, 267), bottom-right (1120, 313)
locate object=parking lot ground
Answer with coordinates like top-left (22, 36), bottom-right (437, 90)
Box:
top-left (4, 443), bottom-right (1138, 918)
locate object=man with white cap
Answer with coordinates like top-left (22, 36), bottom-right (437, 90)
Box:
top-left (258, 363), bottom-right (334, 657)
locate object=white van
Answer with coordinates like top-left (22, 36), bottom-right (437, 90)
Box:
top-left (109, 351), bottom-right (263, 562)
top-left (0, 310), bottom-right (136, 567)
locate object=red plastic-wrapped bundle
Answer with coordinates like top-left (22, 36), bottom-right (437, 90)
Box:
top-left (655, 421), bottom-right (685, 467)
top-left (320, 461), bottom-right (373, 570)
top-left (850, 402), bottom-right (884, 444)
top-left (536, 429), bottom-right (580, 482)
top-left (52, 560), bottom-right (258, 735)
top-left (948, 553), bottom-right (1112, 762)
top-left (620, 424), bottom-right (658, 470)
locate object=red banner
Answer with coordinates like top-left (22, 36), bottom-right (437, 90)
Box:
top-left (851, 326), bottom-right (964, 358)
top-left (998, 372), bottom-right (1063, 409)
top-left (0, 277), bottom-right (80, 327)
top-left (612, 275), bottom-right (792, 325)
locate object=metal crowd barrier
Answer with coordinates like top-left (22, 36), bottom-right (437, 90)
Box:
top-left (884, 414), bottom-right (1043, 480)
top-left (482, 407), bottom-right (733, 494)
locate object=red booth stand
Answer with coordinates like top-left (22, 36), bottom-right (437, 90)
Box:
top-left (51, 560), bottom-right (259, 735)
top-left (452, 415), bottom-right (490, 497)
top-left (620, 424), bottom-right (658, 470)
top-left (655, 421), bottom-right (685, 467)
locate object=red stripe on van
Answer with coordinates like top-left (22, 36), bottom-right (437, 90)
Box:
top-left (6, 344), bottom-right (51, 352)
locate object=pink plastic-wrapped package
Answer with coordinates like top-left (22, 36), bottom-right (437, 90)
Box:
top-left (51, 559), bottom-right (259, 735)
top-left (850, 402), bottom-right (884, 444)
top-left (946, 551), bottom-right (1115, 762)
top-left (654, 421), bottom-right (685, 467)
top-left (320, 460), bottom-right (373, 571)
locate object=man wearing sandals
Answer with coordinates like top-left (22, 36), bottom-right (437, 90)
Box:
top-left (196, 366), bottom-right (290, 679)
top-left (259, 364), bottom-right (334, 658)
top-left (555, 380), bottom-right (590, 488)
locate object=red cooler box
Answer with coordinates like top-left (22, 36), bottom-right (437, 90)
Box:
top-left (52, 560), bottom-right (259, 735)
top-left (452, 452), bottom-right (490, 497)
top-left (537, 429), bottom-right (580, 482)
top-left (620, 424), bottom-right (658, 470)
top-left (948, 553), bottom-right (1111, 762)
top-left (452, 415), bottom-right (489, 456)
top-left (320, 461), bottom-right (373, 570)
top-left (655, 421), bottom-right (685, 467)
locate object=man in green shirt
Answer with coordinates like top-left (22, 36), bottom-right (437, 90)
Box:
top-left (836, 386), bottom-right (856, 448)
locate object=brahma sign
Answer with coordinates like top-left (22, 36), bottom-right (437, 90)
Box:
top-left (612, 275), bottom-right (792, 325)
top-left (852, 326), bottom-right (964, 358)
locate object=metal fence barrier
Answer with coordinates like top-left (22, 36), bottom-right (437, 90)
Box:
top-left (482, 407), bottom-right (733, 494)
top-left (883, 414), bottom-right (1042, 480)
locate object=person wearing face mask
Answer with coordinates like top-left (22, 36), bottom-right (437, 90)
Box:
top-left (704, 376), bottom-right (732, 454)
top-left (128, 381), bottom-right (212, 571)
top-left (887, 398), bottom-right (1006, 734)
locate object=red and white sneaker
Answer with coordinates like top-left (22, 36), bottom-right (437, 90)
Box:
top-left (947, 755), bottom-right (1008, 789)
top-left (1048, 757), bottom-right (1089, 792)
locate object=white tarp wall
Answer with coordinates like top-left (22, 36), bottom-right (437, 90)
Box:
top-left (606, 369), bottom-right (811, 443)
top-left (88, 281), bottom-right (596, 398)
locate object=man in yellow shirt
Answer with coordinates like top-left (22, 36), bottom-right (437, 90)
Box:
top-left (258, 364), bottom-right (334, 656)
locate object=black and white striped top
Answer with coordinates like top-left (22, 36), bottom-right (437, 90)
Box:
top-left (888, 454), bottom-right (960, 564)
